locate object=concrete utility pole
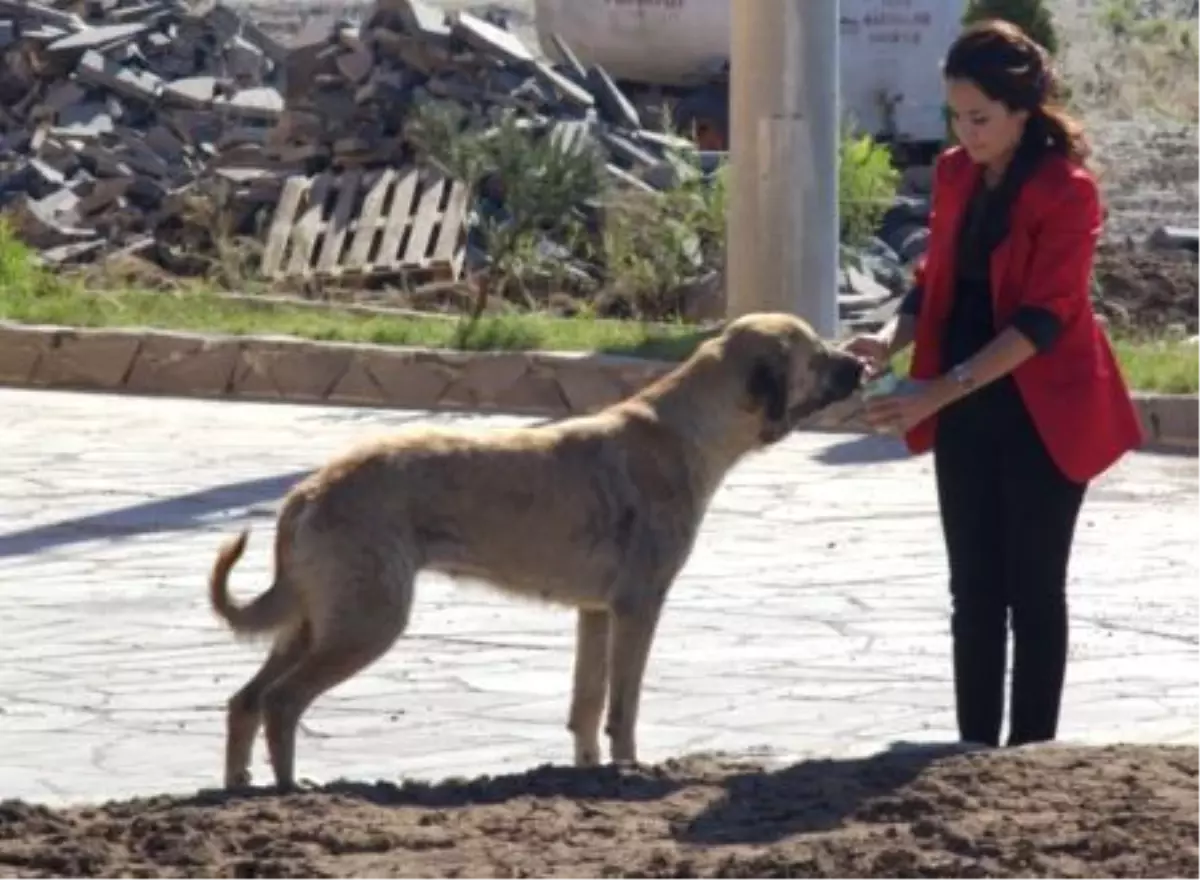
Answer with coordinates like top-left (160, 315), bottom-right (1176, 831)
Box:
top-left (726, 0), bottom-right (841, 339)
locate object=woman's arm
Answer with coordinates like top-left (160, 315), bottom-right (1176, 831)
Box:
top-left (924, 326), bottom-right (1037, 409)
top-left (881, 286), bottom-right (921, 357)
top-left (925, 169), bottom-right (1102, 409)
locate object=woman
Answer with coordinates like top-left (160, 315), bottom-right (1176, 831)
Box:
top-left (845, 19), bottom-right (1144, 748)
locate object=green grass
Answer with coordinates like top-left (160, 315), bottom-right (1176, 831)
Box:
top-left (1, 281), bottom-right (711, 361)
top-left (0, 224), bottom-right (1194, 392)
top-left (0, 225), bottom-right (710, 362)
top-left (1108, 339), bottom-right (1199, 395)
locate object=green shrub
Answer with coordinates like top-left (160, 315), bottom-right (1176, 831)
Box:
top-left (1100, 0), bottom-right (1195, 61)
top-left (962, 0), bottom-right (1060, 55)
top-left (839, 128), bottom-right (901, 247)
top-left (601, 148), bottom-right (727, 316)
top-left (406, 101), bottom-right (903, 319)
top-left (405, 101), bottom-right (605, 318)
top-left (603, 126), bottom-right (899, 315)
top-left (0, 218), bottom-right (57, 298)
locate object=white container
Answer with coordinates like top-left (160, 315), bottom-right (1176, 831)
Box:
top-left (533, 0), bottom-right (730, 87)
top-left (532, 0), bottom-right (965, 143)
top-left (839, 0), bottom-right (964, 143)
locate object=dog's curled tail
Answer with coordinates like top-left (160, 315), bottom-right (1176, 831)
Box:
top-left (209, 493), bottom-right (306, 636)
top-left (212, 494), bottom-right (312, 633)
top-left (208, 530), bottom-right (288, 635)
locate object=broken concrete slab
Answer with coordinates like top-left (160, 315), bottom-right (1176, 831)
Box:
top-left (162, 76), bottom-right (219, 108)
top-left (0, 0), bottom-right (85, 32)
top-left (451, 10), bottom-right (534, 67)
top-left (217, 86), bottom-right (284, 121)
top-left (0, 0), bottom-right (740, 298)
top-left (76, 49), bottom-right (164, 102)
top-left (587, 65), bottom-right (641, 130)
top-left (387, 0), bottom-right (450, 42)
top-left (548, 32), bottom-right (588, 83)
top-left (1149, 225), bottom-right (1200, 253)
top-left (46, 21), bottom-right (147, 54)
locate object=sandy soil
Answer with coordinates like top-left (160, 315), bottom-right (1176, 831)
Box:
top-left (0, 744), bottom-right (1195, 878)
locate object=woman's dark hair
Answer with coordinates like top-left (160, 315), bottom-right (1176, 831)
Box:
top-left (943, 18), bottom-right (1090, 168)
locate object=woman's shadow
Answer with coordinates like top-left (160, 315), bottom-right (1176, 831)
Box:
top-left (675, 739), bottom-right (985, 846)
top-left (811, 432), bottom-right (913, 466)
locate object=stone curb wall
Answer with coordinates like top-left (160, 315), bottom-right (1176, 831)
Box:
top-left (1, 321), bottom-right (1195, 451)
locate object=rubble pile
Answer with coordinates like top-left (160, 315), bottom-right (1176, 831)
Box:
top-left (0, 0), bottom-right (922, 326)
top-left (0, 0), bottom-right (298, 270)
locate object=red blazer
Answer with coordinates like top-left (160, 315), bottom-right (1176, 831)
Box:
top-left (905, 146), bottom-right (1144, 483)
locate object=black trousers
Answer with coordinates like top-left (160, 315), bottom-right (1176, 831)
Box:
top-left (933, 377), bottom-right (1087, 747)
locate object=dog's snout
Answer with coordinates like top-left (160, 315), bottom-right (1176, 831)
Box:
top-left (829, 353), bottom-right (865, 393)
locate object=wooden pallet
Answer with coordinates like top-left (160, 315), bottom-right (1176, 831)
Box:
top-left (260, 167), bottom-right (471, 283)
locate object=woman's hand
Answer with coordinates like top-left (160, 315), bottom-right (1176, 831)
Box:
top-left (840, 333), bottom-right (891, 379)
top-left (864, 380), bottom-right (950, 435)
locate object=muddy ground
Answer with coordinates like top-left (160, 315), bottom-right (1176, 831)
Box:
top-left (0, 743), bottom-right (1195, 878)
top-left (1094, 246), bottom-right (1198, 335)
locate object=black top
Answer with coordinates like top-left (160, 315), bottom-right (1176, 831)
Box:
top-left (898, 176), bottom-right (1061, 371)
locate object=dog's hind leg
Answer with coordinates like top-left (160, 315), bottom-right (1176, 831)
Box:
top-left (568, 609), bottom-right (611, 767)
top-left (605, 597), bottom-right (666, 766)
top-left (260, 580), bottom-right (413, 791)
top-left (224, 621), bottom-right (312, 789)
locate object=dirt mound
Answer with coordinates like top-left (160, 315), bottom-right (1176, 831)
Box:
top-left (0, 744), bottom-right (1194, 878)
top-left (1093, 245), bottom-right (1199, 335)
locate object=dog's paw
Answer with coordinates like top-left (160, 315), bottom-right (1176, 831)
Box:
top-left (224, 770), bottom-right (253, 791)
top-left (574, 745), bottom-right (602, 768)
top-left (272, 776), bottom-right (320, 796)
top-left (610, 755), bottom-right (644, 773)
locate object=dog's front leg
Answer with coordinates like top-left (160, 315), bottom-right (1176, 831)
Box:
top-left (568, 609), bottom-right (611, 766)
top-left (605, 597), bottom-right (665, 765)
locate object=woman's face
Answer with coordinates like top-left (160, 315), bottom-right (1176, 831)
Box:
top-left (945, 77), bottom-right (1029, 171)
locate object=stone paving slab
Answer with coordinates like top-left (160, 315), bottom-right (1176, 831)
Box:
top-left (0, 387), bottom-right (1195, 806)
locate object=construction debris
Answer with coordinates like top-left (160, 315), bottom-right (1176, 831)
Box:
top-left (260, 167), bottom-right (471, 282)
top-left (0, 0), bottom-right (921, 327)
top-left (1, 0), bottom-right (290, 274)
top-left (0, 0), bottom-right (718, 291)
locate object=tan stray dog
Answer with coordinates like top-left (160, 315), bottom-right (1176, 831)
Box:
top-left (208, 312), bottom-right (865, 791)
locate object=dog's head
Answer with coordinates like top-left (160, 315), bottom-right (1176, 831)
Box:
top-left (716, 312), bottom-right (865, 446)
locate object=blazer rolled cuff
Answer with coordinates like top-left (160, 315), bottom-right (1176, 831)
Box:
top-left (898, 284), bottom-right (924, 317)
top-left (1009, 306), bottom-right (1064, 353)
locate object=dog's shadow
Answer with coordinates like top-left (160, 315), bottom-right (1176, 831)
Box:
top-left (182, 761), bottom-right (687, 809)
top-left (173, 740), bottom-right (980, 846)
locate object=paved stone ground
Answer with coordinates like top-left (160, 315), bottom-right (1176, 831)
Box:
top-left (0, 387), bottom-right (1195, 807)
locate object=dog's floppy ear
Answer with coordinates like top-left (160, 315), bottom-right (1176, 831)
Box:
top-left (746, 354), bottom-right (789, 425)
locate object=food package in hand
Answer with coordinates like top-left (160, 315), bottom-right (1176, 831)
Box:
top-left (861, 371), bottom-right (901, 400)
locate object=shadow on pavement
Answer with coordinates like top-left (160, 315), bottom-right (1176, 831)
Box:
top-left (811, 432), bottom-right (913, 466)
top-left (0, 469), bottom-right (311, 559)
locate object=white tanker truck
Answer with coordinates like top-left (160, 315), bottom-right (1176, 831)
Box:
top-left (531, 0), bottom-right (966, 162)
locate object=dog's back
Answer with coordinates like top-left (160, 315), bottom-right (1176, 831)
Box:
top-left (283, 406), bottom-right (701, 611)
